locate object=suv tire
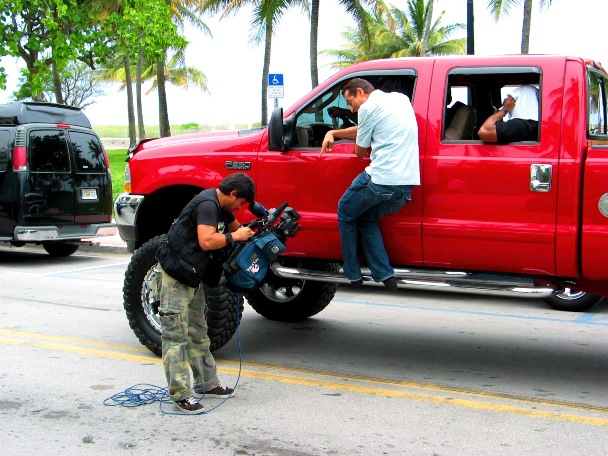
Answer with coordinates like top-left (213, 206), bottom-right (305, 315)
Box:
top-left (42, 242), bottom-right (79, 257)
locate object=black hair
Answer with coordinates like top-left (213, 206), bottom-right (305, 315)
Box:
top-left (218, 172), bottom-right (256, 202)
top-left (342, 78), bottom-right (375, 97)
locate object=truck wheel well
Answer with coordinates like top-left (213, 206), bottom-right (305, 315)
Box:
top-left (136, 185), bottom-right (202, 248)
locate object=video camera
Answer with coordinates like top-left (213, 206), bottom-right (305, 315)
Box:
top-left (221, 201), bottom-right (301, 292)
top-left (246, 201), bottom-right (301, 240)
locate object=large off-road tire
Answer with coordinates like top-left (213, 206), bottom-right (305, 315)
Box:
top-left (122, 234), bottom-right (244, 356)
top-left (42, 242), bottom-right (79, 257)
top-left (543, 289), bottom-right (604, 312)
top-left (246, 261), bottom-right (339, 322)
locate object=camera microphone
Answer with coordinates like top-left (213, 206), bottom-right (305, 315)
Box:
top-left (267, 201), bottom-right (288, 224)
top-left (248, 201), bottom-right (268, 218)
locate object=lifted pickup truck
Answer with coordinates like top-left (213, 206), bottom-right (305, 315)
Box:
top-left (115, 54), bottom-right (608, 355)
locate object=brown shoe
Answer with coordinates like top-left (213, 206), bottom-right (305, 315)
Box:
top-left (195, 385), bottom-right (234, 399)
top-left (173, 397), bottom-right (204, 414)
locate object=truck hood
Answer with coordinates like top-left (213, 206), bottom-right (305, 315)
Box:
top-left (133, 127), bottom-right (266, 154)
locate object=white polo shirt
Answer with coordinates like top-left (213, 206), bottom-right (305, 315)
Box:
top-left (356, 90), bottom-right (420, 186)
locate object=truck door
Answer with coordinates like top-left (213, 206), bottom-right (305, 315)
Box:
top-left (422, 60), bottom-right (561, 276)
top-left (257, 65), bottom-right (433, 265)
top-left (23, 128), bottom-right (75, 226)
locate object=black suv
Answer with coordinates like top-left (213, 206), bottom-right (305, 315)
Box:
top-left (0, 101), bottom-right (114, 256)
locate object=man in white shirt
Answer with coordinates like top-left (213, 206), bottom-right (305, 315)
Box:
top-left (478, 85), bottom-right (539, 143)
top-left (320, 78), bottom-right (420, 291)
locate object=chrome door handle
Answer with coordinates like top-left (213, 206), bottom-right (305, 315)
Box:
top-left (530, 164), bottom-right (552, 192)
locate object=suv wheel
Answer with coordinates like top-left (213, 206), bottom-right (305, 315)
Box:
top-left (42, 242), bottom-right (79, 257)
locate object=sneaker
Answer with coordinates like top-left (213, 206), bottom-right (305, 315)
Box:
top-left (195, 385), bottom-right (234, 399)
top-left (350, 278), bottom-right (363, 287)
top-left (173, 397), bottom-right (204, 414)
top-left (382, 276), bottom-right (399, 292)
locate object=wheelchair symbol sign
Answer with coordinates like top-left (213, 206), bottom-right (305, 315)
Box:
top-left (268, 74), bottom-right (283, 86)
top-left (268, 73), bottom-right (284, 98)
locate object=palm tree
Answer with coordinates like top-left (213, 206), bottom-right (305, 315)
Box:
top-left (309, 0), bottom-right (372, 88)
top-left (99, 46), bottom-right (208, 141)
top-left (201, 0), bottom-right (307, 126)
top-left (322, 0), bottom-right (465, 67)
top-left (487, 0), bottom-right (553, 54)
top-left (156, 0), bottom-right (212, 137)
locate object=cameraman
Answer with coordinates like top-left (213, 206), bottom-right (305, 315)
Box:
top-left (155, 172), bottom-right (255, 413)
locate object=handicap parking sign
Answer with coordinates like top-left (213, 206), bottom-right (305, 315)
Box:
top-left (268, 74), bottom-right (284, 98)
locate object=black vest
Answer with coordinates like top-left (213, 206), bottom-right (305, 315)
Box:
top-left (156, 189), bottom-right (221, 287)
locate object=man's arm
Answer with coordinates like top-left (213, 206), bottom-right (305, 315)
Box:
top-left (478, 95), bottom-right (515, 143)
top-left (197, 223), bottom-right (253, 250)
top-left (320, 126), bottom-right (358, 156)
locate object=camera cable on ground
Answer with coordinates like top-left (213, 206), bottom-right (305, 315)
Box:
top-left (104, 295), bottom-right (243, 415)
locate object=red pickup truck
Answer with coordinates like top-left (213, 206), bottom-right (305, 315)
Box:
top-left (115, 54), bottom-right (608, 355)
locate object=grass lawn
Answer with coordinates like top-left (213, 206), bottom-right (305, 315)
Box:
top-left (106, 149), bottom-right (128, 204)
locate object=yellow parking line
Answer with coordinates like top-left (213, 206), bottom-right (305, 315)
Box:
top-left (2, 329), bottom-right (608, 427)
top-left (0, 329), bottom-right (149, 353)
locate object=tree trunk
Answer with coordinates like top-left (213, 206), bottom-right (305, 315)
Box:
top-left (51, 61), bottom-right (65, 104)
top-left (124, 54), bottom-right (137, 147)
top-left (261, 23), bottom-right (272, 127)
top-left (422, 0), bottom-right (434, 55)
top-left (310, 0), bottom-right (319, 89)
top-left (136, 45), bottom-right (146, 140)
top-left (158, 0), bottom-right (171, 137)
top-left (521, 0), bottom-right (533, 54)
top-left (157, 52), bottom-right (171, 137)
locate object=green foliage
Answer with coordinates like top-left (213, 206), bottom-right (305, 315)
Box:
top-left (0, 0), bottom-right (185, 98)
top-left (104, 0), bottom-right (187, 64)
top-left (322, 0), bottom-right (465, 67)
top-left (181, 122), bottom-right (200, 130)
top-left (0, 0), bottom-right (106, 91)
top-left (106, 149), bottom-right (128, 204)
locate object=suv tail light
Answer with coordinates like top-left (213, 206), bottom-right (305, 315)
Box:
top-left (13, 146), bottom-right (27, 171)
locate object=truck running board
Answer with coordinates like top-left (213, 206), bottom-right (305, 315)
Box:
top-left (270, 265), bottom-right (561, 299)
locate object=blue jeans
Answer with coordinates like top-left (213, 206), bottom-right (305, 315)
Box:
top-left (338, 171), bottom-right (412, 282)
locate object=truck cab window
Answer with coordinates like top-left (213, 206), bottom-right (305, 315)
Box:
top-left (293, 74), bottom-right (416, 149)
top-left (444, 68), bottom-right (541, 143)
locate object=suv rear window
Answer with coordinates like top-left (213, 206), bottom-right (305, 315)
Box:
top-left (69, 131), bottom-right (107, 173)
top-left (29, 130), bottom-right (70, 173)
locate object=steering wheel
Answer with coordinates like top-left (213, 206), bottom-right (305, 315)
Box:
top-left (328, 107), bottom-right (356, 129)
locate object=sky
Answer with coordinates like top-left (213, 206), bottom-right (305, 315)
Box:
top-left (0, 0), bottom-right (606, 128)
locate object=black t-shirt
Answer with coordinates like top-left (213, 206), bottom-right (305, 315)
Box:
top-left (495, 118), bottom-right (538, 143)
top-left (190, 190), bottom-right (235, 234)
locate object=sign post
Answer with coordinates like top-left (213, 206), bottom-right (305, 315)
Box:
top-left (268, 73), bottom-right (284, 109)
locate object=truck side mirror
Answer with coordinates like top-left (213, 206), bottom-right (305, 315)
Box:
top-left (268, 107), bottom-right (293, 152)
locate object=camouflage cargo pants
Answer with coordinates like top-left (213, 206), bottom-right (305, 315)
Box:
top-left (156, 265), bottom-right (221, 401)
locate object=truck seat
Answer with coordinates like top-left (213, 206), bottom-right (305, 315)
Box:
top-left (445, 105), bottom-right (477, 140)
